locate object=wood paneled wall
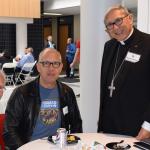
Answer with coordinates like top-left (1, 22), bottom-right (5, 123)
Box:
top-left (0, 0), bottom-right (40, 18)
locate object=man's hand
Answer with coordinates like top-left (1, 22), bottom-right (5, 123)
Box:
top-left (136, 128), bottom-right (150, 140)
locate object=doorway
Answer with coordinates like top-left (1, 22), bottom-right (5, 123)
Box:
top-left (43, 25), bottom-right (52, 47)
top-left (57, 16), bottom-right (74, 71)
top-left (58, 25), bottom-right (68, 70)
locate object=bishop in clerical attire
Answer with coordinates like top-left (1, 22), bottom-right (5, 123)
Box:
top-left (98, 5), bottom-right (150, 140)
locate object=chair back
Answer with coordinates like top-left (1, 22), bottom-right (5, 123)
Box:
top-left (15, 60), bottom-right (37, 85)
top-left (21, 61), bottom-right (36, 73)
top-left (2, 63), bottom-right (16, 86)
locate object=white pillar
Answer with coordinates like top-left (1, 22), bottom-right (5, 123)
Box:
top-left (137, 0), bottom-right (150, 33)
top-left (80, 0), bottom-right (122, 132)
top-left (16, 22), bottom-right (28, 56)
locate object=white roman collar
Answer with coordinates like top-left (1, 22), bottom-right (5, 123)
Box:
top-left (120, 28), bottom-right (134, 45)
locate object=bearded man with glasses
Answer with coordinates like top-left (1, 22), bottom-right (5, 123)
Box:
top-left (98, 5), bottom-right (150, 140)
top-left (3, 48), bottom-right (82, 150)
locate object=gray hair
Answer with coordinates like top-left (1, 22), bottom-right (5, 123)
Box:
top-left (104, 5), bottom-right (131, 24)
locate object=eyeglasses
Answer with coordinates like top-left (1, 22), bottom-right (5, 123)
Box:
top-left (39, 61), bottom-right (61, 68)
top-left (105, 15), bottom-right (129, 30)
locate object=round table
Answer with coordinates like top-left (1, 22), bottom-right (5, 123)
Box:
top-left (17, 133), bottom-right (139, 150)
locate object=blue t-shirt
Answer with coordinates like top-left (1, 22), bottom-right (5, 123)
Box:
top-left (31, 85), bottom-right (61, 141)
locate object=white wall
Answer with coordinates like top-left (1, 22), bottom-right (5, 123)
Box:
top-left (16, 23), bottom-right (27, 56)
top-left (137, 0), bottom-right (150, 33)
top-left (80, 0), bottom-right (122, 132)
top-left (122, 0), bottom-right (137, 9)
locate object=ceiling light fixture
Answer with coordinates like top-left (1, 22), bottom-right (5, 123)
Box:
top-left (43, 12), bottom-right (62, 16)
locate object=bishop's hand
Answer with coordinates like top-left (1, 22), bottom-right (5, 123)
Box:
top-left (136, 128), bottom-right (150, 140)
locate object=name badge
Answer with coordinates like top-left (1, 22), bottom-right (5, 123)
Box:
top-left (63, 106), bottom-right (68, 115)
top-left (125, 52), bottom-right (141, 63)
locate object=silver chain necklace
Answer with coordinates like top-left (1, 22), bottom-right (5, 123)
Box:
top-left (108, 44), bottom-right (128, 97)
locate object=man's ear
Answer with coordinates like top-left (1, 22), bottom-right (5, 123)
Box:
top-left (105, 29), bottom-right (109, 33)
top-left (105, 29), bottom-right (112, 39)
top-left (129, 14), bottom-right (134, 22)
top-left (60, 63), bottom-right (63, 71)
top-left (36, 63), bottom-right (40, 73)
top-left (59, 63), bottom-right (63, 74)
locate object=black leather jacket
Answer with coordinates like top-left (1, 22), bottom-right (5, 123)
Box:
top-left (3, 78), bottom-right (82, 150)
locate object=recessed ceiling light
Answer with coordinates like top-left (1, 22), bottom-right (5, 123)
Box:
top-left (43, 12), bottom-right (62, 16)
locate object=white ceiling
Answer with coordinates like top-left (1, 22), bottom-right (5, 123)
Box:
top-left (41, 0), bottom-right (137, 16)
top-left (47, 6), bottom-right (80, 15)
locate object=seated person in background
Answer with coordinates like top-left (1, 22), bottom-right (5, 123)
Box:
top-left (65, 38), bottom-right (76, 78)
top-left (45, 35), bottom-right (56, 49)
top-left (14, 47), bottom-right (28, 63)
top-left (15, 47), bottom-right (35, 73)
top-left (0, 50), bottom-right (12, 68)
top-left (3, 48), bottom-right (82, 150)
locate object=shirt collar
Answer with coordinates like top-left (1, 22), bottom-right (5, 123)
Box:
top-left (120, 28), bottom-right (134, 45)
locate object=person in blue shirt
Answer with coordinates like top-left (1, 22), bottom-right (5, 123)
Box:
top-left (15, 47), bottom-right (35, 73)
top-left (65, 38), bottom-right (76, 77)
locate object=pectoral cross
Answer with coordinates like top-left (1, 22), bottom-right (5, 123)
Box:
top-left (108, 80), bottom-right (115, 97)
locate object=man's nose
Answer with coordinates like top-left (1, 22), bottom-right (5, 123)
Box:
top-left (113, 24), bottom-right (120, 30)
top-left (48, 64), bottom-right (55, 69)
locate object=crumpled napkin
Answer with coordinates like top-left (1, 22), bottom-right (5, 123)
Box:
top-left (77, 140), bottom-right (106, 150)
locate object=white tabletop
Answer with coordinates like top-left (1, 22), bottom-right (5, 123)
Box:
top-left (17, 133), bottom-right (139, 150)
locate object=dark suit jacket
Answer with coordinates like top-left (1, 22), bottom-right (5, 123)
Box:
top-left (98, 28), bottom-right (150, 136)
top-left (45, 40), bottom-right (56, 49)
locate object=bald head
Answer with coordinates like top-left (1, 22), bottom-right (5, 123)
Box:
top-left (47, 35), bottom-right (53, 42)
top-left (27, 47), bottom-right (33, 53)
top-left (37, 48), bottom-right (63, 88)
top-left (38, 48), bottom-right (62, 62)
